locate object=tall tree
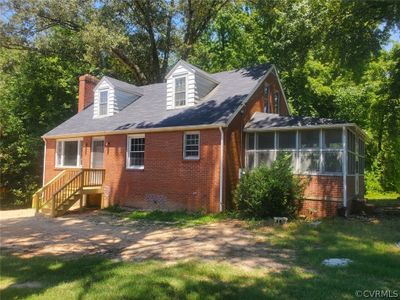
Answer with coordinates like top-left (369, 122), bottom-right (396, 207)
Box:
top-left (0, 0), bottom-right (229, 84)
top-left (191, 0), bottom-right (400, 191)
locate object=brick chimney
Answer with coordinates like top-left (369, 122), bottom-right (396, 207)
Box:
top-left (78, 74), bottom-right (99, 112)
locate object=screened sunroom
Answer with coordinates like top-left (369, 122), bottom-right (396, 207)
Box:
top-left (244, 113), bottom-right (366, 178)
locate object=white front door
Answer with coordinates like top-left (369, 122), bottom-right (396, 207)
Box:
top-left (90, 138), bottom-right (104, 185)
top-left (91, 139), bottom-right (104, 169)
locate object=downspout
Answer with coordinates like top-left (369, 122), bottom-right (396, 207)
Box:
top-left (219, 127), bottom-right (224, 212)
top-left (42, 138), bottom-right (47, 186)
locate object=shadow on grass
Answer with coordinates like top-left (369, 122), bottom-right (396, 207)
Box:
top-left (260, 217), bottom-right (400, 292)
top-left (2, 215), bottom-right (400, 300)
top-left (0, 251), bottom-right (383, 300)
top-left (0, 254), bottom-right (289, 299)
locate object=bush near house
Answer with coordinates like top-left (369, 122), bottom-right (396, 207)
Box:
top-left (234, 156), bottom-right (304, 219)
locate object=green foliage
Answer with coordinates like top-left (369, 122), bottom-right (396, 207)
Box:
top-left (192, 0), bottom-right (400, 193)
top-left (0, 48), bottom-right (90, 205)
top-left (127, 210), bottom-right (227, 227)
top-left (102, 205), bottom-right (126, 214)
top-left (1, 0), bottom-right (399, 207)
top-left (234, 156), bottom-right (304, 219)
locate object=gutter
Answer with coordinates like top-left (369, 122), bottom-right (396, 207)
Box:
top-left (244, 123), bottom-right (369, 140)
top-left (42, 123), bottom-right (226, 139)
top-left (219, 127), bottom-right (224, 212)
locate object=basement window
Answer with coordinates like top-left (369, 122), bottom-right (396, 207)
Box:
top-left (56, 139), bottom-right (82, 168)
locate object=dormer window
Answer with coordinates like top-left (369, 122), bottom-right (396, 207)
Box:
top-left (165, 60), bottom-right (219, 110)
top-left (175, 77), bottom-right (186, 107)
top-left (99, 91), bottom-right (108, 116)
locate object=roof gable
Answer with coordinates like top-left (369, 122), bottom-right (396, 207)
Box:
top-left (165, 60), bottom-right (220, 84)
top-left (94, 76), bottom-right (143, 96)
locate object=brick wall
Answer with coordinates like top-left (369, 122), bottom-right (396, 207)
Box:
top-left (299, 175), bottom-right (343, 218)
top-left (300, 199), bottom-right (342, 218)
top-left (44, 137), bottom-right (92, 183)
top-left (300, 175), bottom-right (343, 201)
top-left (78, 75), bottom-right (99, 112)
top-left (224, 72), bottom-right (289, 209)
top-left (45, 129), bottom-right (222, 213)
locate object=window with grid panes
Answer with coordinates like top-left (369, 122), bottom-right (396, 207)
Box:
top-left (128, 136), bottom-right (145, 168)
top-left (175, 77), bottom-right (186, 106)
top-left (184, 132), bottom-right (200, 159)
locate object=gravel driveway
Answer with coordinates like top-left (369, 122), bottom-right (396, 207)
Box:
top-left (0, 209), bottom-right (292, 270)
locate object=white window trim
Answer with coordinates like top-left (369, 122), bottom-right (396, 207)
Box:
top-left (55, 138), bottom-right (83, 168)
top-left (126, 134), bottom-right (145, 170)
top-left (173, 74), bottom-right (189, 108)
top-left (94, 88), bottom-right (112, 119)
top-left (183, 131), bottom-right (200, 160)
top-left (99, 90), bottom-right (109, 116)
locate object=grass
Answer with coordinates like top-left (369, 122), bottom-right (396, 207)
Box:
top-left (126, 210), bottom-right (229, 227)
top-left (1, 217), bottom-right (399, 299)
top-left (365, 191), bottom-right (400, 207)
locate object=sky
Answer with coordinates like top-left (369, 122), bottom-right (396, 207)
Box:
top-left (383, 28), bottom-right (400, 51)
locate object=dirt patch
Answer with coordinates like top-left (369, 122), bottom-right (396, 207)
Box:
top-left (0, 209), bottom-right (292, 271)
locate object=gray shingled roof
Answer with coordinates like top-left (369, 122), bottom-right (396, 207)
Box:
top-left (44, 64), bottom-right (272, 137)
top-left (102, 76), bottom-right (142, 95)
top-left (245, 112), bottom-right (347, 130)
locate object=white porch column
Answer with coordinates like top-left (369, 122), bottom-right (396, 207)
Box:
top-left (342, 126), bottom-right (348, 211)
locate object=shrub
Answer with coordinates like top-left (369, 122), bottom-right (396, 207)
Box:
top-left (234, 155), bottom-right (304, 219)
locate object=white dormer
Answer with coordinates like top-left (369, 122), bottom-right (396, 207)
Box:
top-left (165, 60), bottom-right (219, 110)
top-left (93, 76), bottom-right (142, 118)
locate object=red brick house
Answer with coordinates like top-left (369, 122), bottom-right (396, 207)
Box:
top-left (33, 60), bottom-right (366, 218)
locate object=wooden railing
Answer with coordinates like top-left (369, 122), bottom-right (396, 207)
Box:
top-left (32, 169), bottom-right (105, 216)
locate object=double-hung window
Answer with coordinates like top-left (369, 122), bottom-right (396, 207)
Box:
top-left (184, 132), bottom-right (200, 160)
top-left (127, 135), bottom-right (145, 169)
top-left (175, 77), bottom-right (186, 107)
top-left (263, 84), bottom-right (270, 113)
top-left (99, 91), bottom-right (108, 116)
top-left (56, 139), bottom-right (82, 168)
top-left (273, 92), bottom-right (280, 114)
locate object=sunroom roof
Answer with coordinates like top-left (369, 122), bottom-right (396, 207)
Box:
top-left (244, 112), bottom-right (368, 139)
top-left (245, 112), bottom-right (347, 129)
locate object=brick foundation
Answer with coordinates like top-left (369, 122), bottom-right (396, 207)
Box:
top-left (300, 199), bottom-right (343, 218)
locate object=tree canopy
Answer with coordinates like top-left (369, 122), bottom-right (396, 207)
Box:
top-left (1, 0), bottom-right (399, 205)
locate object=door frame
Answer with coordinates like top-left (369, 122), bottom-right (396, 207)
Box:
top-left (90, 137), bottom-right (105, 169)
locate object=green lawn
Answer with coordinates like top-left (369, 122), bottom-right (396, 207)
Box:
top-left (1, 217), bottom-right (399, 299)
top-left (365, 191), bottom-right (400, 207)
top-left (104, 207), bottom-right (229, 227)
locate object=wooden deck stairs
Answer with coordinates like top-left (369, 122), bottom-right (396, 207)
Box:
top-left (32, 169), bottom-right (105, 217)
